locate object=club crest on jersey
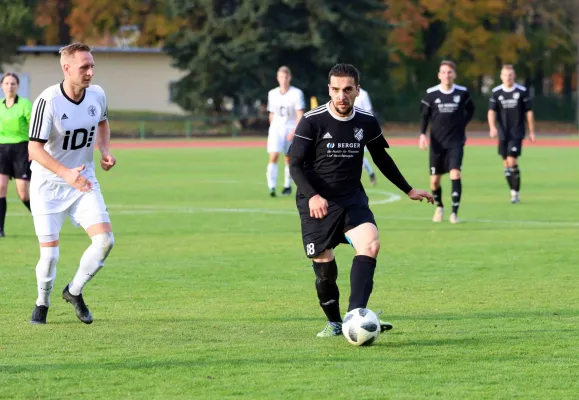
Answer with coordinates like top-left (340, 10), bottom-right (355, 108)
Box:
top-left (88, 105), bottom-right (97, 117)
top-left (453, 95), bottom-right (460, 103)
top-left (353, 128), bottom-right (364, 141)
top-left (513, 92), bottom-right (520, 99)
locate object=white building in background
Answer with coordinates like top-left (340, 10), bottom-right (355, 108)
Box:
top-left (2, 46), bottom-right (187, 115)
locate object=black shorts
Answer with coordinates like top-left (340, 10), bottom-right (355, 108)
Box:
top-left (429, 146), bottom-right (464, 175)
top-left (0, 142), bottom-right (31, 180)
top-left (498, 138), bottom-right (523, 159)
top-left (297, 190), bottom-right (376, 258)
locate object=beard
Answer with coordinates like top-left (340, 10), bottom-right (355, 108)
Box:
top-left (331, 100), bottom-right (354, 116)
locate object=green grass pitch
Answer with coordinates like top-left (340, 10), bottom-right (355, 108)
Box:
top-left (1, 144), bottom-right (578, 399)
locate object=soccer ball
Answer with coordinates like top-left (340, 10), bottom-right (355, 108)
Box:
top-left (342, 308), bottom-right (380, 346)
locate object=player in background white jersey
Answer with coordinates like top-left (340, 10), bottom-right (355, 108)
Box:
top-left (266, 66), bottom-right (305, 197)
top-left (354, 88), bottom-right (377, 187)
top-left (28, 43), bottom-right (116, 325)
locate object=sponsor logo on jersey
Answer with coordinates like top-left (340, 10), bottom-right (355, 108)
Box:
top-left (323, 132), bottom-right (333, 139)
top-left (326, 142), bottom-right (362, 149)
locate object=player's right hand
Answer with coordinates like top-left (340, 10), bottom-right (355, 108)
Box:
top-left (408, 189), bottom-right (434, 204)
top-left (418, 134), bottom-right (428, 151)
top-left (309, 194), bottom-right (328, 219)
top-left (489, 128), bottom-right (498, 138)
top-left (64, 165), bottom-right (92, 192)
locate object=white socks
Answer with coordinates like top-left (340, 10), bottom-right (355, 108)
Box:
top-left (283, 165), bottom-right (292, 189)
top-left (68, 233), bottom-right (115, 296)
top-left (36, 246), bottom-right (59, 307)
top-left (363, 157), bottom-right (374, 175)
top-left (266, 163), bottom-right (278, 190)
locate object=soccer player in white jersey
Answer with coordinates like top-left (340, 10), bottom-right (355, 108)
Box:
top-left (27, 43), bottom-right (116, 325)
top-left (354, 88), bottom-right (377, 186)
top-left (266, 66), bottom-right (305, 197)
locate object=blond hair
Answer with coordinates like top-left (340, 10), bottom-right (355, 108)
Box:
top-left (277, 66), bottom-right (291, 76)
top-left (59, 42), bottom-right (92, 67)
top-left (59, 42), bottom-right (91, 57)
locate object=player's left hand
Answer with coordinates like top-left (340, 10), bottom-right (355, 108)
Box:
top-left (286, 129), bottom-right (295, 142)
top-left (528, 131), bottom-right (536, 143)
top-left (101, 153), bottom-right (116, 171)
top-left (408, 189), bottom-right (434, 204)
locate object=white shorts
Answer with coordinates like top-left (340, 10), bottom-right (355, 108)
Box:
top-left (30, 177), bottom-right (111, 237)
top-left (267, 125), bottom-right (293, 154)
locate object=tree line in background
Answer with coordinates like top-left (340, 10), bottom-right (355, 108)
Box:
top-left (1, 0), bottom-right (578, 123)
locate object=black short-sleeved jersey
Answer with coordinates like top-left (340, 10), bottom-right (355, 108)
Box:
top-left (420, 84), bottom-right (475, 150)
top-left (489, 84), bottom-right (532, 140)
top-left (290, 102), bottom-right (388, 200)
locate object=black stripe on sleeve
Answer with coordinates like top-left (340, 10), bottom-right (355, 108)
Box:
top-left (30, 98), bottom-right (46, 139)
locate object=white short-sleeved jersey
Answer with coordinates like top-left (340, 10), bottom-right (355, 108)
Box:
top-left (267, 86), bottom-right (305, 127)
top-left (354, 88), bottom-right (373, 113)
top-left (29, 83), bottom-right (107, 185)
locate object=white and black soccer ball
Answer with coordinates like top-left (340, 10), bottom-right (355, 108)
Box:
top-left (342, 308), bottom-right (380, 346)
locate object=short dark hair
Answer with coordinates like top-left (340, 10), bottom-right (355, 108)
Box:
top-left (328, 64), bottom-right (360, 86)
top-left (1, 72), bottom-right (19, 84)
top-left (440, 60), bottom-right (456, 71)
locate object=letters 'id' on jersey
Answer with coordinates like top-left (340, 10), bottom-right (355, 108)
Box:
top-left (29, 83), bottom-right (107, 185)
top-left (292, 102), bottom-right (386, 200)
top-left (267, 86), bottom-right (305, 127)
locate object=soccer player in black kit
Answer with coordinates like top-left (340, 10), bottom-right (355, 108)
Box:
top-left (289, 64), bottom-right (433, 337)
top-left (419, 60), bottom-right (475, 224)
top-left (488, 65), bottom-right (536, 204)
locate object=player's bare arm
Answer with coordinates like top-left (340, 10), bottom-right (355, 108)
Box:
top-left (419, 98), bottom-right (431, 150)
top-left (287, 109), bottom-right (304, 142)
top-left (366, 138), bottom-right (434, 204)
top-left (97, 119), bottom-right (116, 171)
top-left (419, 133), bottom-right (429, 150)
top-left (526, 110), bottom-right (536, 143)
top-left (28, 141), bottom-right (91, 192)
top-left (488, 109), bottom-right (498, 138)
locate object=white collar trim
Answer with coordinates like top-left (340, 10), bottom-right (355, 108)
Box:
top-left (326, 101), bottom-right (356, 121)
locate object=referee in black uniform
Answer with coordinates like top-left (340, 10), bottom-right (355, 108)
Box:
top-left (290, 64), bottom-right (433, 338)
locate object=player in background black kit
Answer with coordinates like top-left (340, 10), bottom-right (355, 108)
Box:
top-left (289, 64), bottom-right (433, 338)
top-left (488, 65), bottom-right (536, 204)
top-left (419, 60), bottom-right (475, 224)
